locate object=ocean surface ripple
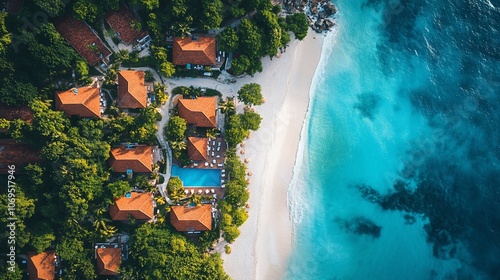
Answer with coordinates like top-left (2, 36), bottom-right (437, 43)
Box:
top-left (286, 0), bottom-right (500, 279)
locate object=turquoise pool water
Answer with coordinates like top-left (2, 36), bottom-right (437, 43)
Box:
top-left (171, 165), bottom-right (221, 187)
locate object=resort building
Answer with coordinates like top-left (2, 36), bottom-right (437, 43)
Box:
top-left (117, 70), bottom-right (148, 109)
top-left (187, 137), bottom-right (208, 161)
top-left (108, 145), bottom-right (154, 173)
top-left (0, 139), bottom-right (42, 174)
top-left (54, 15), bottom-right (111, 67)
top-left (27, 250), bottom-right (57, 280)
top-left (177, 97), bottom-right (217, 128)
top-left (105, 4), bottom-right (151, 50)
top-left (108, 192), bottom-right (154, 221)
top-left (0, 104), bottom-right (32, 133)
top-left (172, 36), bottom-right (217, 66)
top-left (95, 247), bottom-right (121, 276)
top-left (55, 87), bottom-right (101, 118)
top-left (170, 204), bottom-right (213, 233)
top-left (2, 0), bottom-right (24, 14)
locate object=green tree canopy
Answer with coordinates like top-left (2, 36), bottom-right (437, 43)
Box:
top-left (107, 180), bottom-right (131, 198)
top-left (166, 116), bottom-right (187, 142)
top-left (286, 13), bottom-right (309, 40)
top-left (167, 177), bottom-right (185, 201)
top-left (240, 110), bottom-right (262, 131)
top-left (237, 83), bottom-right (263, 106)
top-left (218, 27), bottom-right (239, 52)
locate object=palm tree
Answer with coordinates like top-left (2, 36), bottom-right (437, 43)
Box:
top-left (93, 217), bottom-right (117, 238)
top-left (169, 140), bottom-right (186, 151)
top-left (219, 99), bottom-right (235, 115)
top-left (206, 128), bottom-right (217, 139)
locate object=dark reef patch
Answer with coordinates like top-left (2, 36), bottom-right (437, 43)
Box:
top-left (337, 216), bottom-right (382, 238)
top-left (354, 92), bottom-right (380, 120)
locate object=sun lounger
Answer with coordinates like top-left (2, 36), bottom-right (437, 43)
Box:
top-left (211, 152), bottom-right (214, 157)
top-left (217, 147), bottom-right (220, 151)
top-left (211, 189), bottom-right (215, 193)
top-left (216, 155), bottom-right (221, 158)
top-left (218, 142), bottom-right (221, 147)
top-left (204, 162), bottom-right (209, 166)
top-left (210, 163), bottom-right (214, 167)
top-left (212, 141), bottom-right (215, 145)
top-left (194, 163), bottom-right (198, 167)
top-left (217, 163), bottom-right (223, 167)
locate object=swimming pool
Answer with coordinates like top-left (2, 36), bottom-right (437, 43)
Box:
top-left (171, 165), bottom-right (221, 187)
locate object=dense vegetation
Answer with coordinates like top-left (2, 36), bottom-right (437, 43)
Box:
top-left (0, 0), bottom-right (309, 277)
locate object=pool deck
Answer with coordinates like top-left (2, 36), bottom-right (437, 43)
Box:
top-left (181, 186), bottom-right (226, 202)
top-left (185, 137), bottom-right (228, 174)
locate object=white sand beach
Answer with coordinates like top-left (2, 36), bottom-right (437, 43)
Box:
top-left (165, 30), bottom-right (324, 280)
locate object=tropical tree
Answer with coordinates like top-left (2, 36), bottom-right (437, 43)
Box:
top-left (219, 99), bottom-right (236, 115)
top-left (217, 27), bottom-right (239, 52)
top-left (167, 177), bottom-right (185, 201)
top-left (165, 116), bottom-right (187, 141)
top-left (237, 83), bottom-right (263, 106)
top-left (286, 13), bottom-right (309, 40)
top-left (240, 110), bottom-right (262, 131)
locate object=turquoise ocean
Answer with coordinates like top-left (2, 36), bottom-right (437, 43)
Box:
top-left (286, 0), bottom-right (500, 279)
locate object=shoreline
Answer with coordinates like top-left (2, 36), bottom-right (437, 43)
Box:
top-left (164, 30), bottom-right (324, 280)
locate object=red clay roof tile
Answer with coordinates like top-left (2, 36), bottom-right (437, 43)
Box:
top-left (54, 15), bottom-right (111, 66)
top-left (170, 204), bottom-right (212, 232)
top-left (187, 137), bottom-right (208, 161)
top-left (105, 5), bottom-right (148, 45)
top-left (172, 37), bottom-right (217, 66)
top-left (96, 248), bottom-right (121, 275)
top-left (27, 251), bottom-right (56, 280)
top-left (117, 70), bottom-right (147, 109)
top-left (0, 139), bottom-right (42, 174)
top-left (55, 87), bottom-right (101, 118)
top-left (108, 146), bottom-right (153, 173)
top-left (177, 97), bottom-right (217, 128)
top-left (109, 192), bottom-right (154, 221)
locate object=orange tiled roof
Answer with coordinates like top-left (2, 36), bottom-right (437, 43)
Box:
top-left (117, 70), bottom-right (147, 109)
top-left (109, 192), bottom-right (154, 221)
top-left (55, 87), bottom-right (100, 118)
top-left (0, 139), bottom-right (42, 174)
top-left (105, 4), bottom-right (148, 45)
top-left (54, 15), bottom-right (111, 66)
top-left (27, 251), bottom-right (56, 280)
top-left (170, 204), bottom-right (212, 232)
top-left (4, 0), bottom-right (24, 13)
top-left (187, 137), bottom-right (208, 161)
top-left (96, 248), bottom-right (121, 275)
top-left (177, 97), bottom-right (217, 128)
top-left (172, 37), bottom-right (217, 66)
top-left (0, 104), bottom-right (33, 131)
top-left (108, 146), bottom-right (153, 173)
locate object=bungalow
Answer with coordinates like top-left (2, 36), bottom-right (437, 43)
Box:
top-left (54, 15), bottom-right (112, 67)
top-left (0, 104), bottom-right (32, 132)
top-left (187, 137), bottom-right (208, 161)
top-left (95, 247), bottom-right (121, 276)
top-left (117, 70), bottom-right (148, 109)
top-left (105, 4), bottom-right (151, 50)
top-left (177, 97), bottom-right (217, 128)
top-left (27, 250), bottom-right (57, 280)
top-left (108, 145), bottom-right (154, 173)
top-left (170, 204), bottom-right (213, 233)
top-left (2, 0), bottom-right (23, 13)
top-left (0, 139), bottom-right (42, 174)
top-left (172, 36), bottom-right (217, 66)
top-left (55, 87), bottom-right (101, 118)
top-left (108, 192), bottom-right (154, 221)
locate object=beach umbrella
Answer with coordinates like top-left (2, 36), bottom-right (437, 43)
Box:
top-left (205, 189), bottom-right (210, 194)
top-left (246, 179), bottom-right (251, 184)
top-left (240, 149), bottom-right (246, 155)
top-left (244, 158), bottom-right (250, 163)
top-left (247, 171), bottom-right (253, 176)
top-left (245, 203), bottom-right (250, 208)
top-left (241, 141), bottom-right (246, 147)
